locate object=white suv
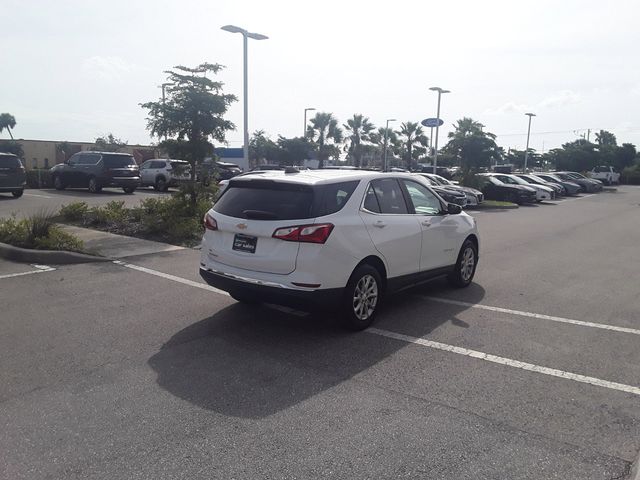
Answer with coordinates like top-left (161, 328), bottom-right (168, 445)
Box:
top-left (139, 159), bottom-right (190, 191)
top-left (199, 170), bottom-right (480, 330)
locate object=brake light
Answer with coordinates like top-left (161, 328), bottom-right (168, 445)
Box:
top-left (203, 213), bottom-right (218, 231)
top-left (272, 223), bottom-right (334, 244)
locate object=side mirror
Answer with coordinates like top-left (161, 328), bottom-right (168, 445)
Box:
top-left (447, 203), bottom-right (462, 215)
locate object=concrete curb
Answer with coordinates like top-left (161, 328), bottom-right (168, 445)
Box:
top-left (0, 242), bottom-right (110, 265)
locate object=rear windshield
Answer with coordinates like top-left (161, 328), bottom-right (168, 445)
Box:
top-left (103, 155), bottom-right (136, 168)
top-left (213, 180), bottom-right (359, 220)
top-left (170, 161), bottom-right (188, 169)
top-left (0, 155), bottom-right (21, 168)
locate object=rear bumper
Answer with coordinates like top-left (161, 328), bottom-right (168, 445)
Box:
top-left (199, 267), bottom-right (343, 310)
top-left (101, 176), bottom-right (140, 187)
top-left (0, 186), bottom-right (24, 192)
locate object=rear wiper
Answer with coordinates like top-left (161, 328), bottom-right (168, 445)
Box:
top-left (242, 210), bottom-right (278, 220)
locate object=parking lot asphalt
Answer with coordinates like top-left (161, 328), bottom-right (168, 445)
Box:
top-left (0, 187), bottom-right (170, 218)
top-left (1, 187), bottom-right (639, 479)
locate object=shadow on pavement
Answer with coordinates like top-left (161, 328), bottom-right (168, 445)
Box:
top-left (148, 279), bottom-right (485, 418)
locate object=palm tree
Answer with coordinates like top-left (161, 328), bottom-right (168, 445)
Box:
top-left (0, 113), bottom-right (16, 140)
top-left (595, 130), bottom-right (617, 146)
top-left (343, 114), bottom-right (375, 167)
top-left (397, 121), bottom-right (428, 168)
top-left (307, 112), bottom-right (343, 168)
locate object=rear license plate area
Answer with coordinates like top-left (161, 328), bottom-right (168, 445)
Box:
top-left (232, 234), bottom-right (257, 254)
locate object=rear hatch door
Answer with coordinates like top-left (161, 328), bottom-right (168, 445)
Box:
top-left (208, 179), bottom-right (315, 274)
top-left (0, 155), bottom-right (24, 187)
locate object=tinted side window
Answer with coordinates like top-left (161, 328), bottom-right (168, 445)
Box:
top-left (68, 154), bottom-right (80, 165)
top-left (79, 153), bottom-right (101, 165)
top-left (363, 184), bottom-right (381, 213)
top-left (402, 180), bottom-right (443, 215)
top-left (315, 181), bottom-right (358, 216)
top-left (370, 179), bottom-right (409, 214)
top-left (152, 161), bottom-right (166, 169)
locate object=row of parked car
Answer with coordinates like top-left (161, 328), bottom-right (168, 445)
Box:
top-left (475, 171), bottom-right (605, 205)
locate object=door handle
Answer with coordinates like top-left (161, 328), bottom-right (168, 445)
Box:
top-left (421, 220), bottom-right (431, 227)
top-left (373, 220), bottom-right (387, 228)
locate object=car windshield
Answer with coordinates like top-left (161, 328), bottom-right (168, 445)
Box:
top-left (507, 176), bottom-right (530, 185)
top-left (496, 175), bottom-right (519, 185)
top-left (103, 155), bottom-right (136, 168)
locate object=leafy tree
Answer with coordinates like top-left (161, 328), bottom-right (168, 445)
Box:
top-left (275, 136), bottom-right (313, 166)
top-left (595, 130), bottom-right (617, 146)
top-left (306, 112), bottom-right (343, 168)
top-left (397, 122), bottom-right (429, 168)
top-left (343, 114), bottom-right (375, 167)
top-left (249, 130), bottom-right (280, 165)
top-left (92, 133), bottom-right (127, 152)
top-left (141, 63), bottom-right (237, 206)
top-left (613, 143), bottom-right (637, 171)
top-left (504, 148), bottom-right (542, 170)
top-left (443, 117), bottom-right (501, 176)
top-left (370, 127), bottom-right (400, 168)
top-left (0, 113), bottom-right (16, 140)
top-left (0, 140), bottom-right (24, 158)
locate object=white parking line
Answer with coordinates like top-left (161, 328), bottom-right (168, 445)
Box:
top-left (424, 296), bottom-right (640, 336)
top-left (368, 327), bottom-right (640, 396)
top-left (0, 264), bottom-right (55, 280)
top-left (24, 193), bottom-right (54, 199)
top-left (561, 194), bottom-right (595, 202)
top-left (112, 260), bottom-right (230, 296)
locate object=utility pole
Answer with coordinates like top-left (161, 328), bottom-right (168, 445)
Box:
top-left (524, 112), bottom-right (536, 172)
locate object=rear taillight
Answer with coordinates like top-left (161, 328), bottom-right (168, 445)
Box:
top-left (204, 213), bottom-right (218, 231)
top-left (272, 223), bottom-right (334, 244)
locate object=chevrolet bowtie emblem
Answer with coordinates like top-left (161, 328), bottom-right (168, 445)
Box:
top-left (236, 223), bottom-right (248, 230)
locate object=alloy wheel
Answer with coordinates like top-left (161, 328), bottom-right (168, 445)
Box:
top-left (352, 274), bottom-right (378, 321)
top-left (460, 247), bottom-right (475, 282)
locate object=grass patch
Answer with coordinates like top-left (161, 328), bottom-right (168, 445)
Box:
top-left (0, 211), bottom-right (85, 252)
top-left (58, 185), bottom-right (218, 246)
top-left (479, 200), bottom-right (518, 208)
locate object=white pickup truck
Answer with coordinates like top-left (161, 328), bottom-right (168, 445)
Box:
top-left (590, 166), bottom-right (620, 185)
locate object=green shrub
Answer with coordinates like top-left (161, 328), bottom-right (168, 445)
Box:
top-left (0, 213), bottom-right (83, 251)
top-left (33, 226), bottom-right (84, 252)
top-left (25, 210), bottom-right (56, 242)
top-left (621, 164), bottom-right (640, 185)
top-left (60, 202), bottom-right (89, 221)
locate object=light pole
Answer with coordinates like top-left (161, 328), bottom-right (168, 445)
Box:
top-left (304, 107), bottom-right (316, 138)
top-left (159, 83), bottom-right (172, 140)
top-left (524, 112), bottom-right (536, 172)
top-left (221, 25), bottom-right (268, 170)
top-left (383, 118), bottom-right (396, 171)
top-left (429, 86), bottom-right (450, 174)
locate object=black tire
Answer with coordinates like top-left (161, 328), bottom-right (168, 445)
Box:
top-left (155, 176), bottom-right (168, 192)
top-left (12, 190), bottom-right (23, 198)
top-left (53, 175), bottom-right (65, 190)
top-left (448, 239), bottom-right (478, 288)
top-left (341, 264), bottom-right (382, 331)
top-left (88, 177), bottom-right (102, 193)
top-left (122, 186), bottom-right (136, 194)
top-left (230, 291), bottom-right (260, 305)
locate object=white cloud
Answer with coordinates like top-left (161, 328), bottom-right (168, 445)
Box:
top-left (538, 90), bottom-right (581, 109)
top-left (82, 56), bottom-right (134, 82)
top-left (483, 102), bottom-right (529, 115)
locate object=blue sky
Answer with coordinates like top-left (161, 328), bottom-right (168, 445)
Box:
top-left (3, 0), bottom-right (640, 152)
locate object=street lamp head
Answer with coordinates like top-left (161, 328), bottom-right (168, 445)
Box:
top-left (429, 87), bottom-right (451, 94)
top-left (525, 112), bottom-right (536, 117)
top-left (247, 32), bottom-right (268, 40)
top-left (305, 107), bottom-right (316, 112)
top-left (387, 118), bottom-right (397, 122)
top-left (221, 24), bottom-right (245, 34)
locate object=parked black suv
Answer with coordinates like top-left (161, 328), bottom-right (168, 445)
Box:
top-left (0, 153), bottom-right (26, 198)
top-left (50, 152), bottom-right (140, 193)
